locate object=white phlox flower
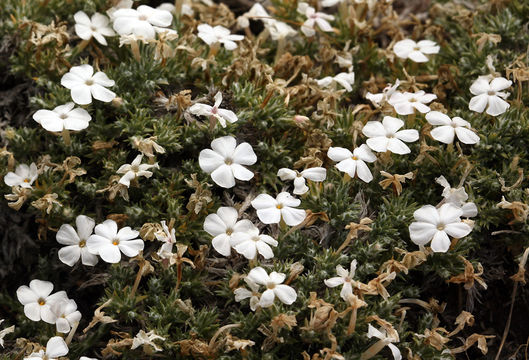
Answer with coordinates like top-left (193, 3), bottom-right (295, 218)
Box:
top-left (112, 5), bottom-right (173, 40)
top-left (0, 319), bottom-right (15, 348)
top-left (74, 11), bottom-right (115, 45)
top-left (237, 4), bottom-right (297, 41)
top-left (277, 167), bottom-right (326, 195)
top-left (33, 103), bottom-right (91, 133)
top-left (234, 277), bottom-right (261, 311)
top-left (426, 111), bottom-right (479, 145)
top-left (324, 259), bottom-right (357, 300)
top-left (321, 0), bottom-right (345, 7)
top-left (327, 145), bottom-right (376, 183)
top-left (197, 24), bottom-right (244, 50)
top-left (247, 267), bottom-right (297, 307)
top-left (468, 75), bottom-right (512, 116)
top-left (388, 90), bottom-right (437, 115)
top-left (116, 154), bottom-right (159, 187)
top-left (436, 176), bottom-right (478, 218)
top-left (203, 207), bottom-right (254, 257)
top-left (16, 280), bottom-right (67, 324)
top-left (4, 163), bottom-right (38, 189)
top-left (362, 116), bottom-right (419, 154)
top-left (107, 0), bottom-right (133, 20)
top-left (366, 80), bottom-right (400, 107)
top-left (409, 203), bottom-right (473, 253)
top-left (56, 215), bottom-right (98, 266)
top-left (297, 2), bottom-right (335, 37)
top-left (393, 39), bottom-right (439, 63)
top-left (362, 324), bottom-right (401, 360)
top-left (23, 336), bottom-right (68, 360)
top-left (251, 192), bottom-right (307, 226)
top-left (61, 65), bottom-right (116, 105)
top-left (317, 72), bottom-right (355, 92)
top-left (86, 219), bottom-right (144, 263)
top-left (155, 220), bottom-right (176, 257)
top-left (131, 330), bottom-right (166, 352)
top-left (198, 136), bottom-right (257, 188)
top-left (189, 92), bottom-right (238, 128)
top-left (51, 298), bottom-right (82, 333)
top-left (231, 223), bottom-right (278, 260)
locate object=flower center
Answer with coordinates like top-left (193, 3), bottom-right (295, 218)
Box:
top-left (38, 298), bottom-right (46, 306)
top-left (226, 228), bottom-right (233, 236)
top-left (79, 240), bottom-right (86, 248)
top-left (276, 204), bottom-right (283, 209)
top-left (131, 164), bottom-right (140, 172)
top-left (23, 178), bottom-right (30, 183)
top-left (211, 106), bottom-right (218, 114)
top-left (413, 46), bottom-right (420, 51)
top-left (437, 223), bottom-right (445, 231)
top-left (451, 122), bottom-right (458, 128)
top-left (387, 134), bottom-right (395, 138)
top-left (59, 113), bottom-right (68, 119)
top-left (266, 282), bottom-right (276, 289)
top-left (345, 276), bottom-right (351, 283)
top-left (252, 236), bottom-right (260, 242)
top-left (224, 158), bottom-right (233, 165)
top-left (139, 14), bottom-right (148, 21)
top-left (352, 156), bottom-right (358, 160)
top-left (310, 14), bottom-right (318, 19)
top-left (85, 79), bottom-right (94, 86)
top-left (90, 26), bottom-right (97, 31)
top-left (487, 90), bottom-right (496, 96)
top-left (112, 239), bottom-right (120, 246)
top-left (409, 97), bottom-right (417, 102)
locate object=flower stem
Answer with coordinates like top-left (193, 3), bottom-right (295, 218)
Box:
top-left (65, 321), bottom-right (79, 345)
top-left (130, 40), bottom-right (141, 62)
top-left (62, 128), bottom-right (71, 146)
top-left (130, 262), bottom-right (144, 298)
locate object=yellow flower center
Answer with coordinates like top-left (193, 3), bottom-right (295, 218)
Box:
top-left (79, 240), bottom-right (86, 248)
top-left (38, 298), bottom-right (46, 306)
top-left (437, 224), bottom-right (445, 231)
top-left (23, 178), bottom-right (30, 183)
top-left (225, 158), bottom-right (233, 165)
top-left (352, 156), bottom-right (358, 160)
top-left (85, 79), bottom-right (94, 85)
top-left (276, 204), bottom-right (283, 209)
top-left (226, 228), bottom-right (233, 236)
top-left (266, 282), bottom-right (276, 290)
top-left (112, 239), bottom-right (120, 246)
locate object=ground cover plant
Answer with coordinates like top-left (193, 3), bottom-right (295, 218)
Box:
top-left (1, 0), bottom-right (529, 359)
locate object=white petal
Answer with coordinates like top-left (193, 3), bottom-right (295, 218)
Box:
top-left (444, 223), bottom-right (472, 239)
top-left (76, 215), bottom-right (95, 240)
top-left (118, 239), bottom-right (144, 257)
top-left (92, 72), bottom-right (115, 87)
top-left (454, 127), bottom-right (479, 144)
top-left (276, 192), bottom-right (301, 207)
top-left (469, 77), bottom-right (490, 95)
top-left (277, 168), bottom-right (297, 180)
top-left (366, 137), bottom-right (389, 153)
top-left (97, 244), bottom-right (122, 263)
top-left (251, 194), bottom-right (277, 209)
top-left (461, 202), bottom-right (478, 217)
top-left (395, 129), bottom-right (419, 143)
top-left (256, 207), bottom-right (281, 224)
top-left (430, 231), bottom-right (451, 252)
top-left (468, 94), bottom-right (488, 113)
top-left (259, 289), bottom-right (275, 307)
top-left (95, 219), bottom-right (118, 239)
top-left (408, 50), bottom-right (429, 63)
top-left (23, 303), bottom-right (42, 321)
top-left (231, 163), bottom-right (254, 181)
top-left (414, 205), bottom-right (439, 224)
top-left (204, 213), bottom-right (227, 236)
top-left (90, 84), bottom-right (116, 102)
top-left (71, 85), bottom-right (92, 105)
top-left (293, 176), bottom-right (309, 195)
top-left (211, 136), bottom-right (237, 158)
top-left (490, 77), bottom-right (512, 92)
top-left (486, 95), bottom-right (509, 116)
top-left (439, 203), bottom-right (463, 224)
top-left (327, 147), bottom-right (352, 162)
top-left (29, 279), bottom-right (53, 298)
top-left (301, 167), bottom-right (326, 181)
top-left (355, 144), bottom-right (377, 162)
top-left (211, 164), bottom-right (236, 188)
top-left (232, 142), bottom-right (257, 165)
top-left (58, 246), bottom-right (81, 266)
top-left (234, 241), bottom-right (257, 259)
top-left (217, 109), bottom-right (238, 124)
top-left (16, 286), bottom-right (38, 305)
top-left (116, 227), bottom-right (139, 241)
top-left (425, 111), bottom-right (451, 126)
top-left (335, 158), bottom-right (356, 176)
top-left (356, 160), bottom-right (373, 183)
top-left (409, 222), bottom-right (437, 245)
top-left (80, 248), bottom-right (99, 266)
top-left (247, 267), bottom-right (270, 285)
top-left (199, 149), bottom-right (225, 173)
top-left (56, 318), bottom-right (71, 333)
top-left (388, 343), bottom-right (402, 360)
top-left (281, 208), bottom-right (306, 226)
top-left (46, 336), bottom-right (69, 358)
top-left (387, 138), bottom-right (411, 155)
top-left (324, 277), bottom-right (345, 288)
top-left (362, 121), bottom-right (385, 137)
top-left (431, 126), bottom-right (455, 144)
top-left (56, 224), bottom-right (80, 245)
top-left (212, 234), bottom-right (232, 256)
top-left (274, 284), bottom-right (297, 304)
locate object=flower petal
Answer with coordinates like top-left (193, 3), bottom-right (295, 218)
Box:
top-left (211, 164), bottom-right (236, 188)
top-left (430, 230), bottom-right (451, 252)
top-left (274, 284), bottom-right (297, 304)
top-left (58, 246), bottom-right (81, 266)
top-left (281, 208), bottom-right (306, 226)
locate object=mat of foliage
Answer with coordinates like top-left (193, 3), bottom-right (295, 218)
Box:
top-left (1, 0), bottom-right (528, 359)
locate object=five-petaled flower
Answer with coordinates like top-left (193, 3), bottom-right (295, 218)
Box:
top-left (297, 2), bottom-right (335, 37)
top-left (393, 39), bottom-right (439, 63)
top-left (87, 219), bottom-right (144, 263)
top-left (56, 215), bottom-right (98, 266)
top-left (199, 136), bottom-right (257, 188)
top-left (51, 298), bottom-right (82, 333)
top-left (247, 267), bottom-right (297, 307)
top-left (327, 145), bottom-right (376, 183)
top-left (16, 280), bottom-right (67, 324)
top-left (116, 154), bottom-right (159, 187)
top-left (113, 5), bottom-right (173, 40)
top-left (468, 75), bottom-right (512, 116)
top-left (189, 92), bottom-right (238, 128)
top-left (234, 277), bottom-right (261, 311)
top-left (251, 192), bottom-right (307, 226)
top-left (426, 111), bottom-right (479, 144)
top-left (197, 24), bottom-right (244, 50)
top-left (33, 102), bottom-right (92, 133)
top-left (388, 90), bottom-right (437, 115)
top-left (74, 11), bottom-right (115, 45)
top-left (277, 167), bottom-right (327, 195)
top-left (4, 163), bottom-right (38, 189)
top-left (324, 259), bottom-right (358, 300)
top-left (362, 116), bottom-right (419, 154)
top-left (317, 72), bottom-right (355, 92)
top-left (61, 65), bottom-right (116, 105)
top-left (203, 206), bottom-right (254, 256)
top-left (231, 223), bottom-right (278, 259)
top-left (409, 203), bottom-right (472, 252)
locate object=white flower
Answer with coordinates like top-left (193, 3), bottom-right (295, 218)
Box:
top-left (61, 65), bottom-right (116, 105)
top-left (393, 39), bottom-right (439, 63)
top-left (231, 223), bottom-right (278, 260)
top-left (252, 192), bottom-right (307, 226)
top-left (198, 136), bottom-right (257, 188)
top-left (33, 103), bottom-right (91, 132)
top-left (203, 207), bottom-right (254, 256)
top-left (116, 154), bottom-right (159, 187)
top-left (363, 324), bottom-right (401, 360)
top-left (425, 111), bottom-right (479, 144)
top-left (74, 11), bottom-right (115, 45)
top-left (0, 320), bottom-right (15, 348)
top-left (362, 116), bottom-right (419, 154)
top-left (197, 24), bottom-right (244, 50)
top-left (297, 2), bottom-right (335, 37)
top-left (113, 5), bottom-right (173, 40)
top-left (409, 204), bottom-right (472, 253)
top-left (4, 163), bottom-right (38, 188)
top-left (324, 259), bottom-right (357, 300)
top-left (267, 21), bottom-right (297, 41)
top-left (321, 0), bottom-right (345, 7)
top-left (51, 299), bottom-right (82, 333)
top-left (189, 92), bottom-right (237, 128)
top-left (131, 330), bottom-right (165, 352)
top-left (16, 280), bottom-right (67, 324)
top-left (327, 145), bottom-right (376, 183)
top-left (86, 219), bottom-right (144, 263)
top-left (237, 3), bottom-right (269, 29)
top-left (23, 336), bottom-right (68, 360)
top-left (56, 215), bottom-right (98, 266)
top-left (469, 75), bottom-right (512, 116)
top-left (366, 80), bottom-right (400, 107)
top-left (234, 277), bottom-right (261, 311)
top-left (436, 176), bottom-right (477, 218)
top-left (317, 72), bottom-right (355, 92)
top-left (247, 267), bottom-right (297, 307)
top-left (388, 90), bottom-right (437, 115)
top-left (277, 167), bottom-right (326, 195)
top-left (107, 0), bottom-right (133, 20)
top-left (155, 220), bottom-right (176, 257)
